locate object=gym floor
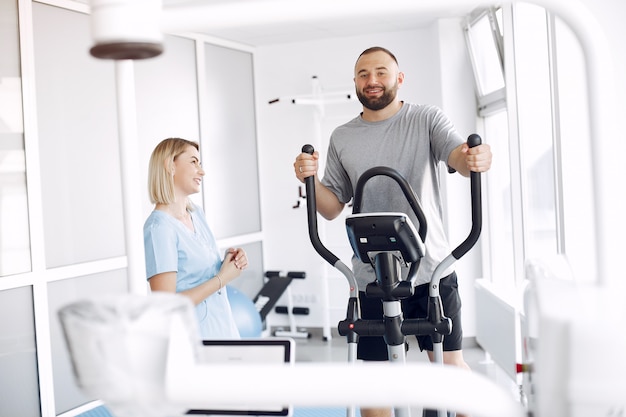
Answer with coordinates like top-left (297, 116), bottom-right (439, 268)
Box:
top-left (287, 328), bottom-right (518, 417)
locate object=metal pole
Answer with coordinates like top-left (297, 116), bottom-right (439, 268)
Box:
top-left (115, 60), bottom-right (148, 295)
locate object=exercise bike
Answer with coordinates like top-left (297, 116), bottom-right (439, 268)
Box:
top-left (302, 134), bottom-right (483, 417)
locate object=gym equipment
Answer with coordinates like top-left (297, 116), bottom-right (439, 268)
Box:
top-left (254, 271), bottom-right (295, 321)
top-left (253, 270), bottom-right (312, 339)
top-left (271, 271), bottom-right (311, 339)
top-left (302, 134), bottom-right (483, 417)
top-left (226, 286), bottom-right (264, 338)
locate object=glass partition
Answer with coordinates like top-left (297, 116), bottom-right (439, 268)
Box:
top-left (134, 34), bottom-right (201, 217)
top-left (201, 44), bottom-right (261, 239)
top-left (0, 286), bottom-right (40, 417)
top-left (0, 0), bottom-right (31, 276)
top-left (32, 3), bottom-right (125, 268)
top-left (221, 240), bottom-right (264, 300)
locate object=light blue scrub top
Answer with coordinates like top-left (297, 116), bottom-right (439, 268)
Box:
top-left (143, 204), bottom-right (240, 340)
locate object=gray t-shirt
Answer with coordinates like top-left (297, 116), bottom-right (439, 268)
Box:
top-left (322, 102), bottom-right (464, 289)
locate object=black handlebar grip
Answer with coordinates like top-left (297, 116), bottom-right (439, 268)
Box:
top-left (467, 133), bottom-right (482, 148)
top-left (301, 144), bottom-right (339, 265)
top-left (451, 134), bottom-right (483, 260)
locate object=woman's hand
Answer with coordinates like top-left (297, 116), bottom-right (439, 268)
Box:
top-left (219, 248), bottom-right (248, 284)
top-left (230, 247), bottom-right (248, 270)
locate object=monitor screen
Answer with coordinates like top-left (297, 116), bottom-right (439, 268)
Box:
top-left (186, 339), bottom-right (294, 416)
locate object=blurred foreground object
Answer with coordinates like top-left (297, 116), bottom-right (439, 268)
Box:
top-left (58, 293), bottom-right (199, 417)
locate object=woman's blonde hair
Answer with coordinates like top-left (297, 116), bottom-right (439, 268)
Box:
top-left (148, 138), bottom-right (200, 206)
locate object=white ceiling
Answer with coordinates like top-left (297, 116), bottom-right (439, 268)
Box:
top-left (161, 0), bottom-right (479, 46)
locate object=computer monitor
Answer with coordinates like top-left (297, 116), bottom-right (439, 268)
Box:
top-left (186, 339), bottom-right (294, 416)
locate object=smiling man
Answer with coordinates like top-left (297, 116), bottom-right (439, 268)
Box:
top-left (293, 47), bottom-right (492, 417)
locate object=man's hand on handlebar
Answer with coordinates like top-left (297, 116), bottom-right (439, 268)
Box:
top-left (294, 150), bottom-right (320, 182)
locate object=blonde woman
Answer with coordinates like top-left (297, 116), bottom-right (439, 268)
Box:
top-left (144, 137), bottom-right (248, 339)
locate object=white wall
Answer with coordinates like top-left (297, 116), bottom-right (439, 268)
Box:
top-left (254, 23), bottom-right (480, 337)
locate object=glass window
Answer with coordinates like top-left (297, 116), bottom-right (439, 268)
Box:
top-left (553, 16), bottom-right (595, 282)
top-left (483, 110), bottom-right (515, 284)
top-left (468, 3), bottom-right (591, 287)
top-left (0, 0), bottom-right (31, 276)
top-left (0, 286), bottom-right (40, 417)
top-left (464, 8), bottom-right (505, 97)
top-left (32, 3), bottom-right (125, 268)
top-left (514, 2), bottom-right (558, 261)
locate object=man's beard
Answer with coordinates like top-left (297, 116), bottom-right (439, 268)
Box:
top-left (356, 83), bottom-right (398, 111)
